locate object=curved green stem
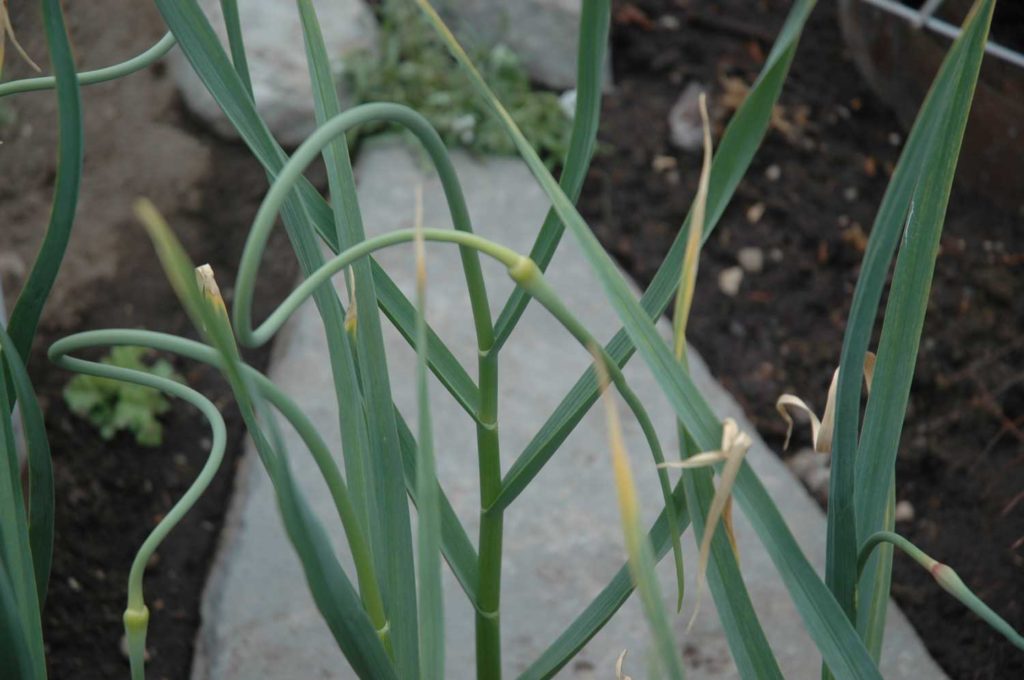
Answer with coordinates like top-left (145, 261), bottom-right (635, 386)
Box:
top-left (858, 531), bottom-right (1024, 652)
top-left (238, 228), bottom-right (519, 347)
top-left (49, 335), bottom-right (225, 680)
top-left (0, 32), bottom-right (175, 98)
top-left (239, 219), bottom-right (677, 530)
top-left (233, 102), bottom-right (495, 349)
top-left (48, 330), bottom-right (390, 642)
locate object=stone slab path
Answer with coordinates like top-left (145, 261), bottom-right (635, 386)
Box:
top-left (191, 140), bottom-right (945, 679)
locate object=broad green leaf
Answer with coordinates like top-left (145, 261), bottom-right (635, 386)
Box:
top-left (0, 327), bottom-right (53, 609)
top-left (5, 0), bottom-right (81, 374)
top-left (0, 564), bottom-right (34, 680)
top-left (849, 0), bottom-right (994, 655)
top-left (242, 1), bottom-right (422, 670)
top-left (296, 0), bottom-right (389, 632)
top-left (0, 345), bottom-right (44, 677)
top-left (412, 200), bottom-right (445, 679)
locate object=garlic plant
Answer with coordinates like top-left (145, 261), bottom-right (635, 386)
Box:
top-left (2, 1), bottom-right (1021, 679)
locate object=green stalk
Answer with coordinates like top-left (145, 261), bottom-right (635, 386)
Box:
top-left (50, 336), bottom-right (227, 680)
top-left (475, 347), bottom-right (503, 679)
top-left (5, 0), bottom-right (82, 385)
top-left (50, 327), bottom-right (393, 631)
top-left (858, 531), bottom-right (1024, 652)
top-left (0, 33), bottom-right (175, 98)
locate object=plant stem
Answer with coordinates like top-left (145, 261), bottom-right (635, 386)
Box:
top-left (858, 531), bottom-right (1024, 652)
top-left (0, 33), bottom-right (175, 98)
top-left (476, 346), bottom-right (503, 679)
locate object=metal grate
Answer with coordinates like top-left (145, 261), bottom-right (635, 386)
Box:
top-left (855, 0), bottom-right (1024, 69)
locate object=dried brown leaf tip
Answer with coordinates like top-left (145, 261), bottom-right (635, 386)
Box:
top-left (195, 264), bottom-right (227, 318)
top-left (776, 352), bottom-right (876, 453)
top-left (615, 649), bottom-right (633, 680)
top-left (1, 0), bottom-right (42, 78)
top-left (660, 417), bottom-right (752, 630)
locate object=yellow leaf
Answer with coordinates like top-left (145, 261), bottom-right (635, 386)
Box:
top-left (672, 93), bottom-right (713, 361)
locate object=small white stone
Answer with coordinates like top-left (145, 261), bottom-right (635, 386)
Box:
top-left (651, 155), bottom-right (678, 172)
top-left (745, 202), bottom-right (766, 224)
top-left (806, 466), bottom-right (831, 501)
top-left (0, 252), bottom-right (26, 279)
top-left (786, 448), bottom-right (821, 479)
top-left (718, 266), bottom-right (744, 297)
top-left (451, 114), bottom-right (477, 144)
top-left (888, 131), bottom-right (903, 146)
top-left (765, 164), bottom-right (782, 181)
top-left (843, 186), bottom-right (859, 202)
top-left (667, 81), bottom-right (708, 151)
top-left (558, 89), bottom-right (577, 119)
top-left (658, 15), bottom-right (681, 30)
top-left (737, 246), bottom-right (764, 273)
top-left (895, 500), bottom-right (915, 523)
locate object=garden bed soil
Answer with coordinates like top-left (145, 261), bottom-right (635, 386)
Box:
top-left (579, 1), bottom-right (1022, 678)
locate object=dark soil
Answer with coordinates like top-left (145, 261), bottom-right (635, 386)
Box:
top-left (579, 2), bottom-right (1022, 678)
top-left (2, 3), bottom-right (299, 679)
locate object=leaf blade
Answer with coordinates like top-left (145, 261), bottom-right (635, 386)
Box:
top-left (850, 0), bottom-right (994, 652)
